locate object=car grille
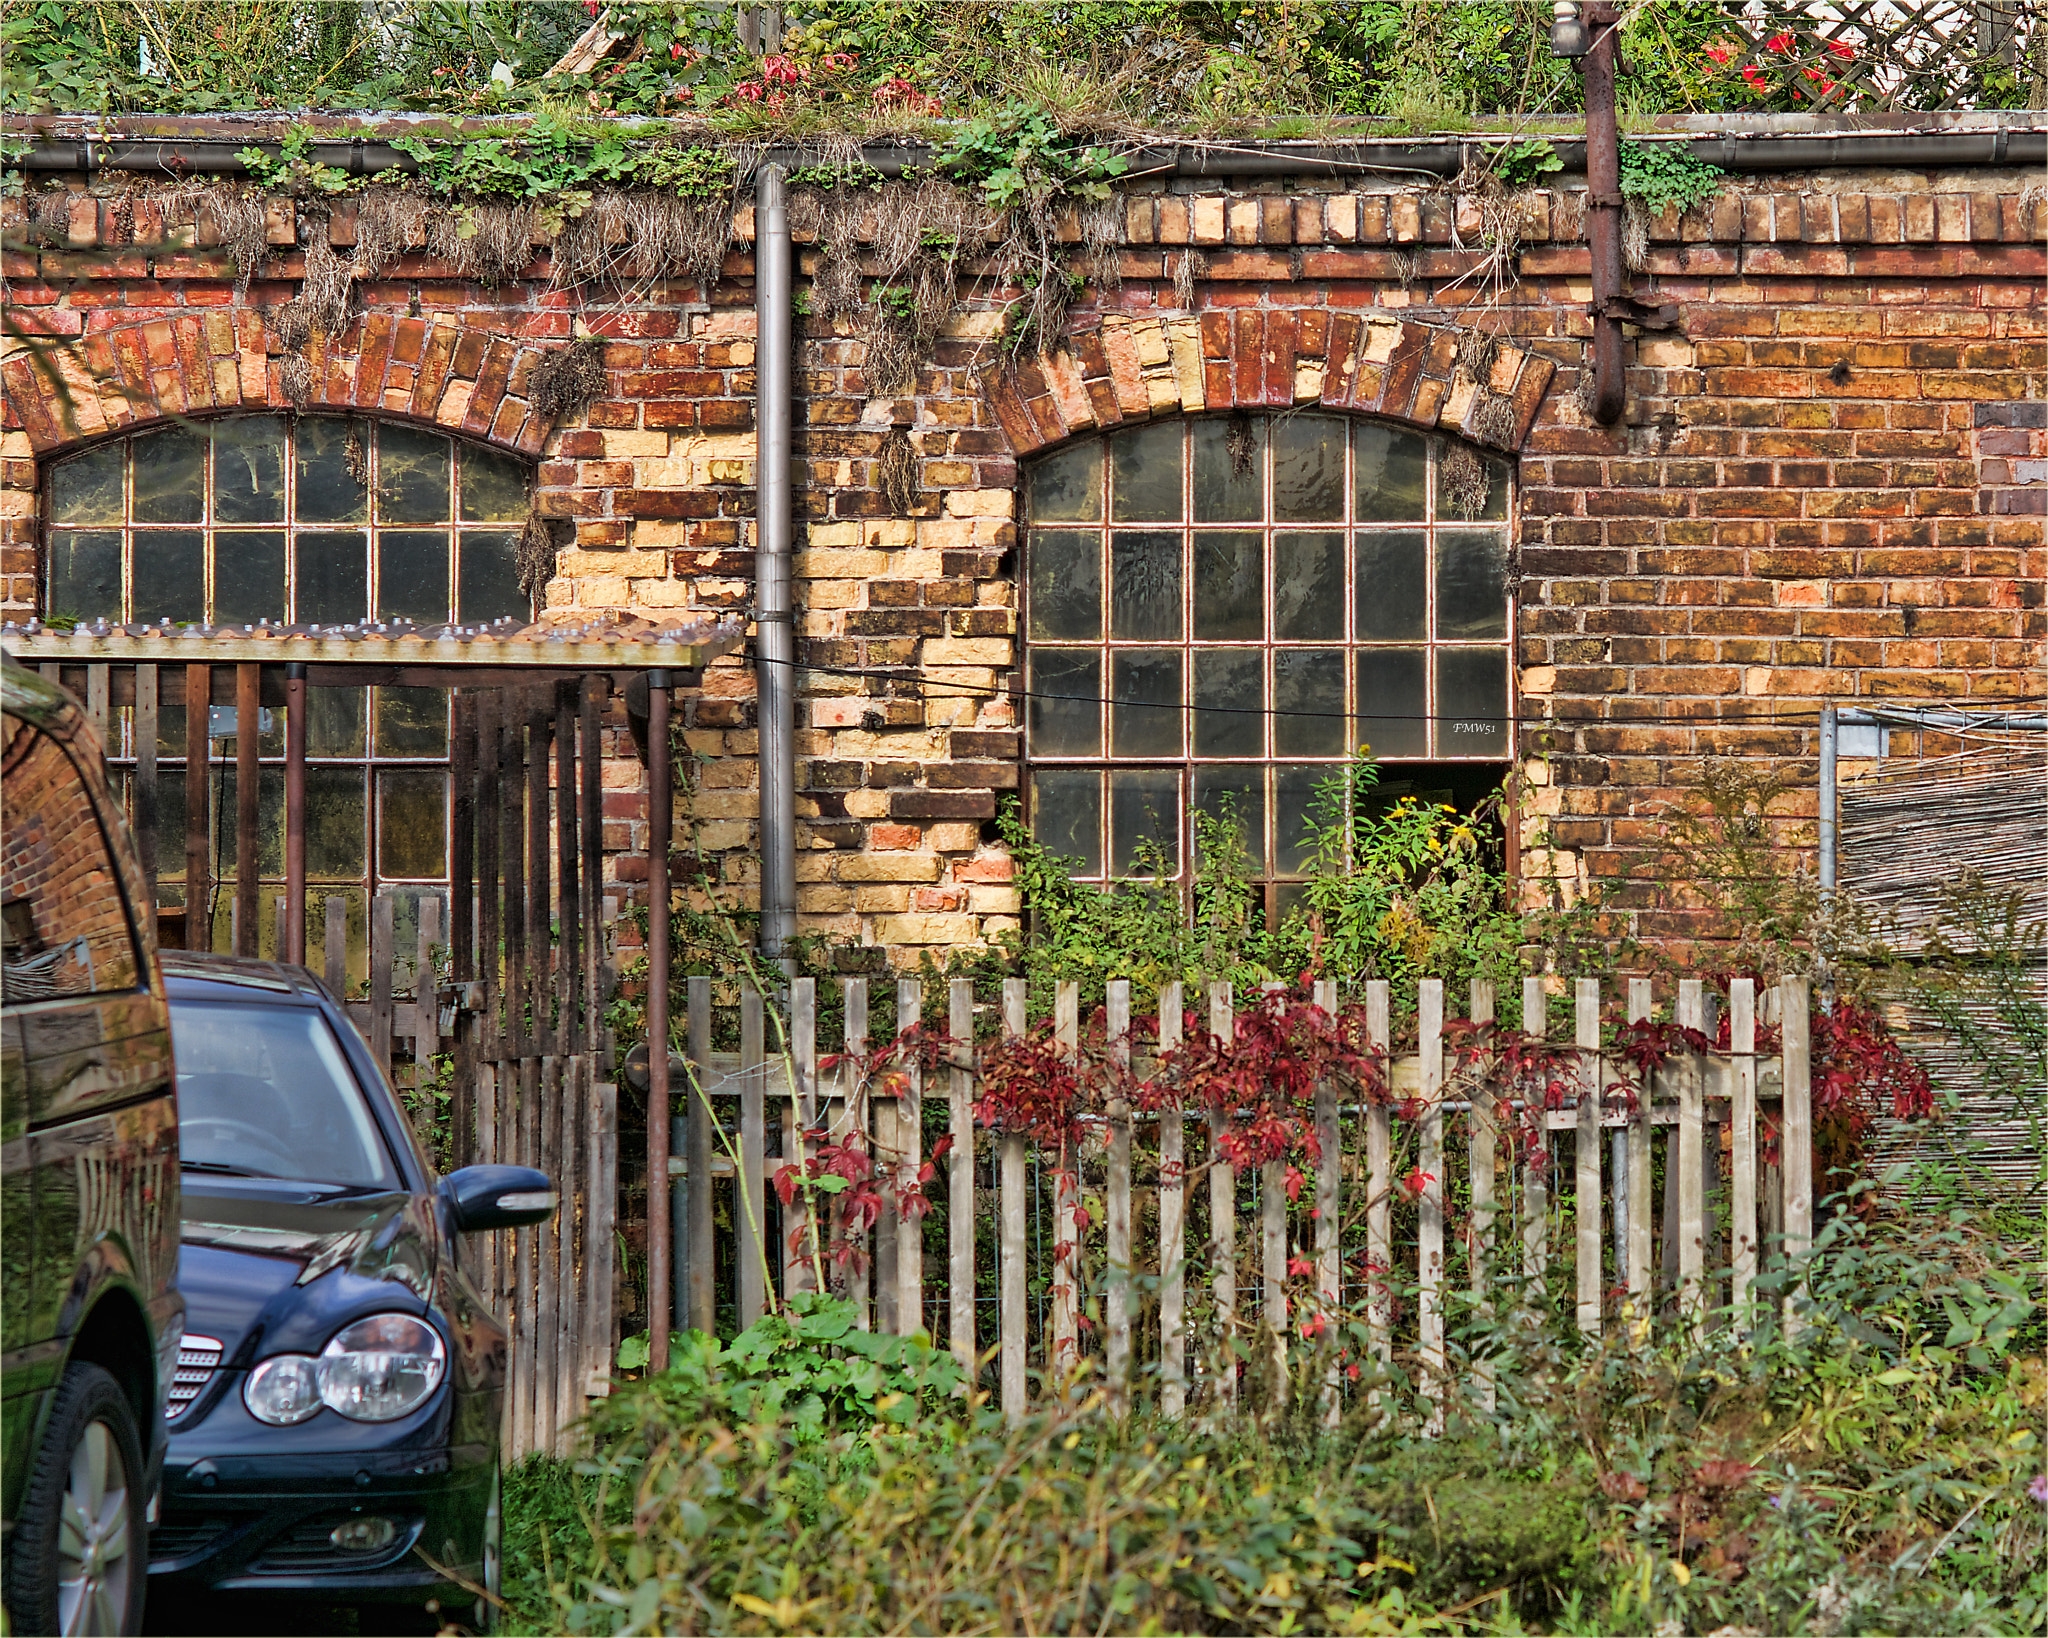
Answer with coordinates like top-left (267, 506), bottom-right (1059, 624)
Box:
top-left (166, 1335), bottom-right (224, 1420)
top-left (149, 1516), bottom-right (232, 1563)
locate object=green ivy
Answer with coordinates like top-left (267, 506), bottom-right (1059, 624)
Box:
top-left (1617, 138), bottom-right (1726, 217)
top-left (1493, 136), bottom-right (1563, 188)
top-left (933, 102), bottom-right (1128, 213)
top-left (236, 127), bottom-right (353, 196)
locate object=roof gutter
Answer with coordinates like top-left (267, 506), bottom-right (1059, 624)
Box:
top-left (10, 130), bottom-right (2044, 181)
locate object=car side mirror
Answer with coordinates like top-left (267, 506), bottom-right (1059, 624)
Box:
top-left (442, 1165), bottom-right (557, 1233)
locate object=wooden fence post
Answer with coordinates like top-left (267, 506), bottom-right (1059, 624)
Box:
top-left (947, 979), bottom-right (976, 1374)
top-left (739, 986), bottom-right (767, 1329)
top-left (1314, 978), bottom-right (1341, 1428)
top-left (842, 978), bottom-right (870, 1329)
top-left (1364, 980), bottom-right (1392, 1377)
top-left (1729, 979), bottom-right (1759, 1329)
top-left (1676, 978), bottom-right (1707, 1341)
top-left (789, 977), bottom-right (819, 1296)
top-left (1467, 977), bottom-right (1496, 1413)
top-left (896, 978), bottom-right (923, 1339)
top-left (1051, 982), bottom-right (1080, 1391)
top-left (1625, 978), bottom-right (1654, 1309)
top-left (1105, 979), bottom-right (1133, 1413)
top-left (1418, 978), bottom-right (1445, 1429)
top-left (1521, 974), bottom-right (1549, 1303)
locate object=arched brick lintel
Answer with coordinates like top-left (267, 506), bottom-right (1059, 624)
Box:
top-left (986, 310), bottom-right (1556, 459)
top-left (1, 311), bottom-right (565, 460)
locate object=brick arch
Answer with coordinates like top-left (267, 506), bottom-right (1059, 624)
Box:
top-left (985, 310), bottom-right (1556, 459)
top-left (2, 312), bottom-right (565, 460)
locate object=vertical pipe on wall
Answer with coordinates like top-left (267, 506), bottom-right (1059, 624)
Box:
top-left (755, 164), bottom-right (798, 968)
top-left (646, 670), bottom-right (674, 1371)
top-left (1818, 701), bottom-right (1837, 895)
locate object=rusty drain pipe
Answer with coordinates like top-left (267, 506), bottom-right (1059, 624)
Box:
top-left (755, 163), bottom-right (798, 971)
top-left (1582, 1), bottom-right (1628, 426)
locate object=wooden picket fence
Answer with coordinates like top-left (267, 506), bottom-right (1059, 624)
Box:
top-left (673, 972), bottom-right (1815, 1427)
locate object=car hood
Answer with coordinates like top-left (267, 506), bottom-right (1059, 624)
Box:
top-left (177, 1186), bottom-right (438, 1365)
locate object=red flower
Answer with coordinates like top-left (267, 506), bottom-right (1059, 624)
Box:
top-left (1741, 66), bottom-right (1768, 89)
top-left (1705, 43), bottom-right (1732, 65)
top-left (670, 41), bottom-right (684, 59)
top-left (583, 0), bottom-right (599, 15)
top-left (1287, 1254), bottom-right (1316, 1279)
top-left (1826, 38), bottom-right (1855, 59)
top-left (1398, 1167), bottom-right (1435, 1201)
top-left (1345, 1363), bottom-right (1362, 1381)
top-left (1765, 31), bottom-right (1794, 52)
top-left (1299, 1313), bottom-right (1326, 1341)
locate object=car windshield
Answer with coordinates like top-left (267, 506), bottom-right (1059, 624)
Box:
top-left (171, 1000), bottom-right (399, 1189)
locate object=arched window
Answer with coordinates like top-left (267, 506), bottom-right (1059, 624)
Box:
top-left (42, 415), bottom-right (533, 963)
top-left (1024, 413), bottom-right (1512, 917)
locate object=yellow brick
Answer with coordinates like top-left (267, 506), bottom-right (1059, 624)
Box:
top-left (807, 522), bottom-right (864, 548)
top-left (871, 913), bottom-right (979, 945)
top-left (806, 579), bottom-right (862, 609)
top-left (1166, 317), bottom-right (1205, 411)
top-left (928, 824), bottom-right (979, 852)
top-left (632, 519), bottom-right (687, 549)
top-left (940, 310), bottom-right (1009, 340)
top-left (838, 853), bottom-right (941, 883)
top-left (1363, 319), bottom-right (1404, 364)
top-left (854, 885), bottom-right (912, 913)
top-left (1293, 359), bottom-right (1325, 402)
top-left (576, 573), bottom-right (630, 605)
top-left (796, 547), bottom-right (889, 578)
top-left (602, 430), bottom-right (670, 458)
top-left (560, 547), bottom-right (665, 577)
top-left (942, 489), bottom-right (1014, 520)
top-left (1131, 318), bottom-right (1171, 369)
top-left (1520, 665), bottom-right (1557, 695)
top-left (693, 821), bottom-right (751, 850)
top-left (629, 579), bottom-right (699, 608)
top-left (865, 519), bottom-right (917, 548)
top-left (845, 790), bottom-right (892, 819)
top-left (968, 885), bottom-right (1021, 914)
top-left (1192, 197), bottom-right (1226, 244)
top-left (921, 638), bottom-right (1011, 665)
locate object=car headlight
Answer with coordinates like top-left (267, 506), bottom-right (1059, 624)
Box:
top-left (244, 1355), bottom-right (322, 1425)
top-left (316, 1314), bottom-right (446, 1422)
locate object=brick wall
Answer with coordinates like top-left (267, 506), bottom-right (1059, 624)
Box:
top-left (3, 160), bottom-right (2043, 957)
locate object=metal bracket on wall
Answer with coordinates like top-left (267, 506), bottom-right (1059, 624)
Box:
top-left (1596, 293), bottom-right (1683, 331)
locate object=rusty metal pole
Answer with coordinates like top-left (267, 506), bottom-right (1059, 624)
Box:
top-left (1583, 1), bottom-right (1627, 425)
top-left (284, 662), bottom-right (307, 964)
top-left (645, 671), bottom-right (674, 1372)
top-left (234, 663), bottom-right (260, 956)
top-left (184, 663), bottom-right (211, 950)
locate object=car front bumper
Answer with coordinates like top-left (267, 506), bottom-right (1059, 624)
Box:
top-left (147, 1444), bottom-right (489, 1604)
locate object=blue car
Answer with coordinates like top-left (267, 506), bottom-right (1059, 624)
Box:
top-left (145, 953), bottom-right (551, 1631)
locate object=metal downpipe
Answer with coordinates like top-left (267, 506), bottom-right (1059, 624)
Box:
top-left (755, 165), bottom-right (798, 967)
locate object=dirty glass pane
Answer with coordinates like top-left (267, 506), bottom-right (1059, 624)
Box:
top-left (212, 530), bottom-right (287, 626)
top-left (1031, 769), bottom-right (1102, 877)
top-left (378, 769), bottom-right (448, 879)
top-left (458, 445), bottom-right (527, 522)
top-left (1271, 415), bottom-right (1344, 522)
top-left (130, 530), bottom-right (205, 626)
top-left (1460, 450), bottom-right (1511, 522)
top-left (1273, 531), bottom-right (1344, 641)
top-left (1194, 769), bottom-right (1266, 874)
top-left (306, 687), bottom-right (367, 759)
top-left (305, 766), bottom-right (368, 878)
top-left (155, 770), bottom-right (185, 874)
top-left (1110, 530), bottom-right (1182, 641)
top-left (378, 425), bottom-right (451, 521)
top-left (1274, 765), bottom-right (1331, 875)
top-left (45, 530), bottom-right (121, 621)
top-left (1354, 647), bottom-right (1429, 760)
top-left (1027, 528), bottom-right (1102, 641)
top-left (1193, 650), bottom-right (1264, 758)
top-left (1028, 442), bottom-right (1103, 523)
top-left (212, 418), bottom-right (286, 523)
top-left (132, 427), bottom-right (206, 524)
top-left (1028, 651), bottom-right (1100, 757)
top-left (1354, 423), bottom-right (1429, 521)
top-left (457, 530), bottom-right (529, 625)
top-left (1110, 769), bottom-right (1179, 877)
top-left (1273, 648), bottom-right (1347, 757)
top-left (1436, 529), bottom-right (1509, 640)
top-left (1435, 649), bottom-right (1509, 756)
top-left (374, 688), bottom-right (448, 758)
top-left (50, 444), bottom-right (124, 524)
top-left (294, 419), bottom-right (368, 524)
top-left (154, 705), bottom-right (185, 762)
top-left (217, 767), bottom-right (287, 877)
top-left (1109, 421), bottom-right (1183, 522)
top-left (295, 531), bottom-right (369, 624)
top-left (1110, 650), bottom-right (1182, 757)
top-left (1191, 419), bottom-right (1262, 522)
top-left (1192, 530), bottom-right (1262, 640)
top-left (377, 529), bottom-right (451, 625)
top-left (1354, 530), bottom-right (1427, 641)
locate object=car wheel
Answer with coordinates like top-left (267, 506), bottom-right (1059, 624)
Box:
top-left (4, 1361), bottom-right (147, 1637)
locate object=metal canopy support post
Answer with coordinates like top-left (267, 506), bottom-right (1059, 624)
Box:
top-left (184, 663), bottom-right (210, 950)
top-left (1582, 2), bottom-right (1627, 425)
top-left (755, 163), bottom-right (798, 968)
top-left (235, 663), bottom-right (260, 957)
top-left (284, 662), bottom-right (307, 964)
top-left (645, 670), bottom-right (674, 1371)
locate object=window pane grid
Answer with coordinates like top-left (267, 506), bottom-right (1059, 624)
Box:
top-left (44, 418), bottom-right (522, 920)
top-left (1026, 414), bottom-right (1511, 885)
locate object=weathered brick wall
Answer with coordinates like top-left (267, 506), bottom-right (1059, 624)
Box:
top-left (3, 162), bottom-right (2042, 957)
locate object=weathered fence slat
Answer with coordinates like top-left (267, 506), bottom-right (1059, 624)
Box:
top-left (1418, 979), bottom-right (1445, 1430)
top-left (896, 979), bottom-right (923, 1341)
top-left (1467, 977), bottom-right (1496, 1414)
top-left (1626, 978), bottom-right (1654, 1305)
top-left (999, 978), bottom-right (1028, 1424)
top-left (686, 978), bottom-right (714, 1335)
top-left (370, 893), bottom-right (394, 1078)
top-left (1676, 979), bottom-right (1708, 1338)
top-left (1364, 980), bottom-right (1392, 1374)
top-left (1105, 979), bottom-right (1133, 1412)
top-left (739, 987), bottom-right (768, 1329)
top-left (843, 978), bottom-right (871, 1330)
top-left (947, 979), bottom-right (975, 1373)
top-left (1781, 976), bottom-right (1814, 1337)
top-left (324, 895), bottom-right (347, 995)
top-left (1051, 982), bottom-right (1080, 1391)
top-left (184, 665), bottom-right (209, 950)
top-left (1521, 976), bottom-right (1548, 1295)
top-left (1575, 979), bottom-right (1603, 1339)
top-left (1157, 981), bottom-right (1187, 1419)
top-left (1729, 979), bottom-right (1759, 1326)
top-left (134, 665), bottom-right (157, 905)
top-left (789, 978), bottom-right (818, 1297)
top-left (1314, 978), bottom-right (1341, 1427)
top-left (1207, 981), bottom-right (1238, 1410)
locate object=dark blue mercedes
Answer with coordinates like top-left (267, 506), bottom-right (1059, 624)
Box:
top-left (145, 953), bottom-right (552, 1632)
